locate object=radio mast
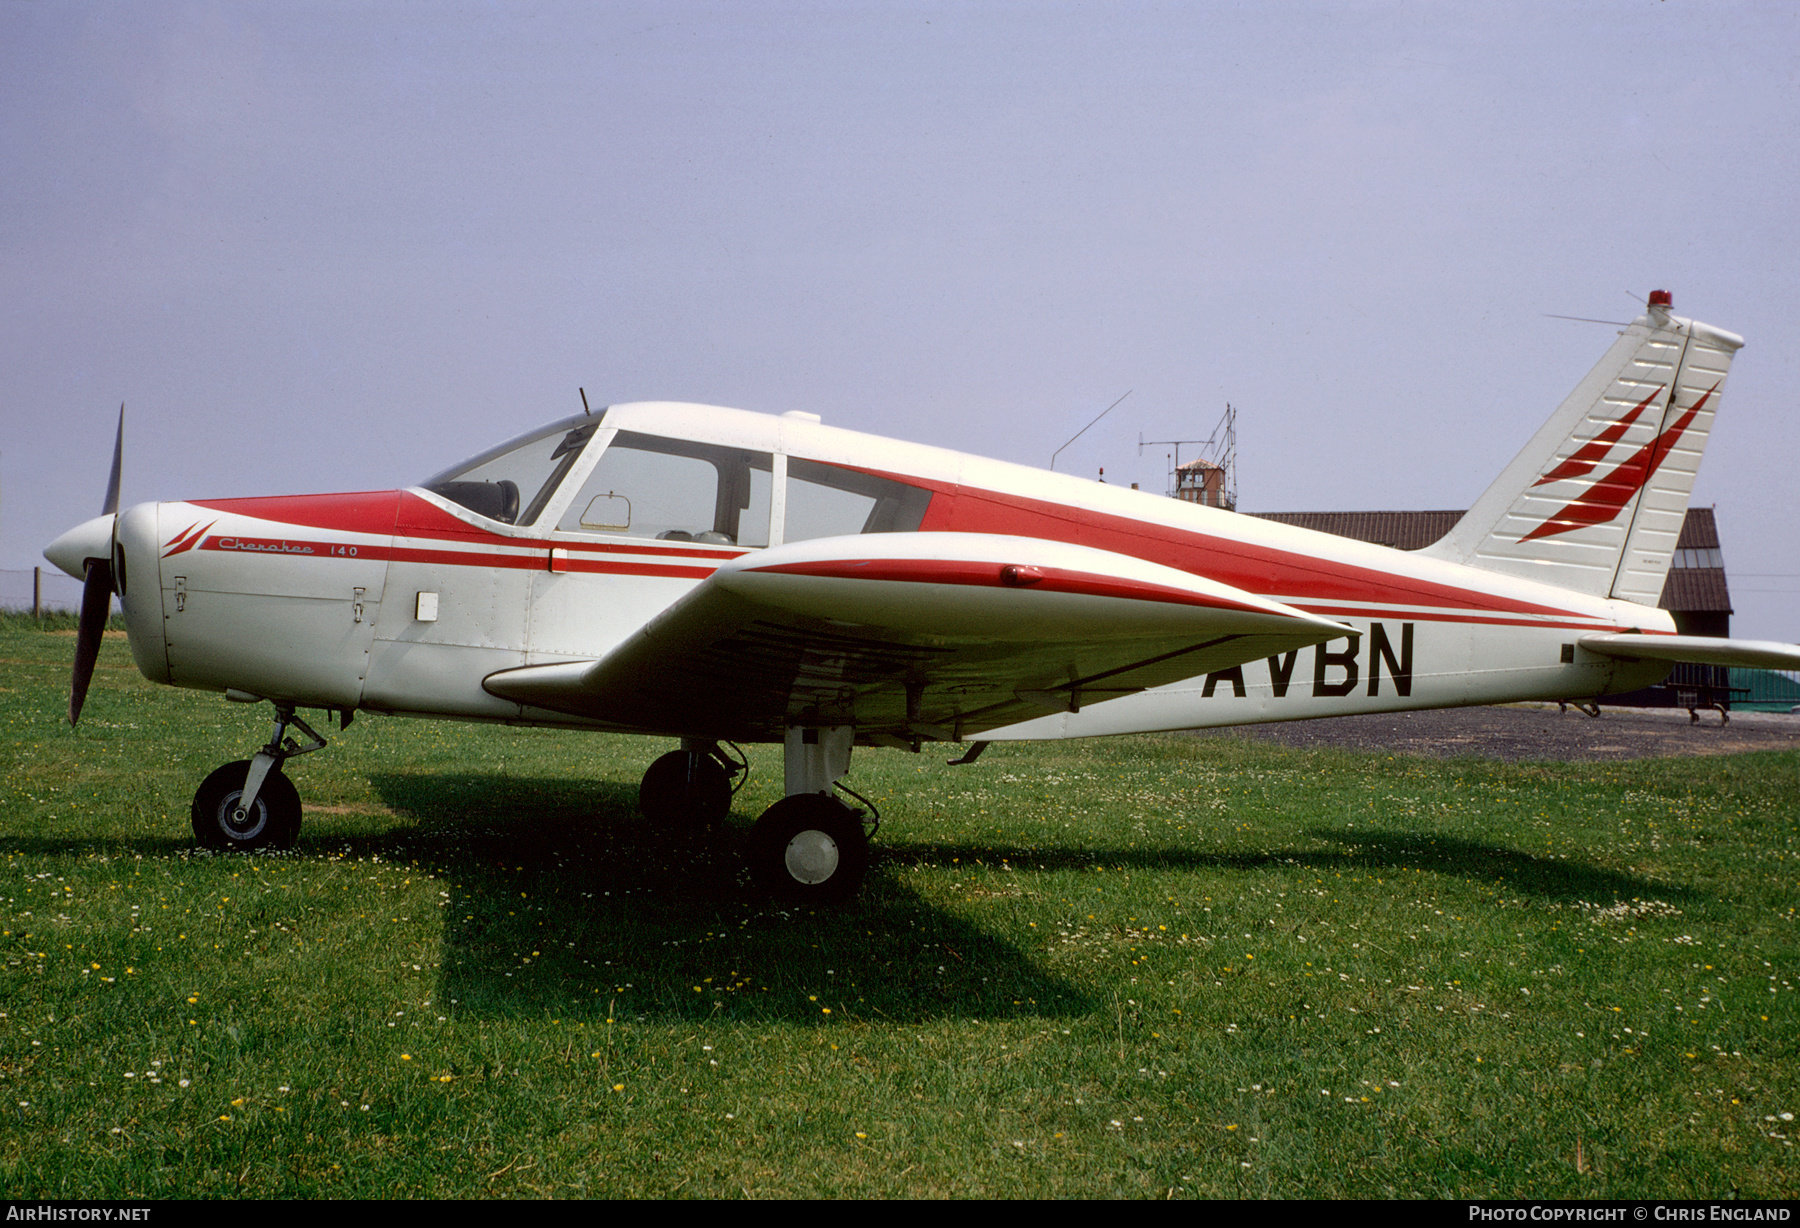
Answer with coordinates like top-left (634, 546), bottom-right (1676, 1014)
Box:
top-left (1139, 403), bottom-right (1236, 510)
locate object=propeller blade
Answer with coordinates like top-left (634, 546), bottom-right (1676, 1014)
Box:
top-left (69, 557), bottom-right (114, 726)
top-left (70, 404), bottom-right (125, 725)
top-left (102, 404), bottom-right (124, 516)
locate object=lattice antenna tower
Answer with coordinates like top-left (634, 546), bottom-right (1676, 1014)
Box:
top-left (1139, 403), bottom-right (1236, 510)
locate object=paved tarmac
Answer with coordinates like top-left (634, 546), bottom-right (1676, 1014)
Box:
top-left (1194, 703), bottom-right (1800, 763)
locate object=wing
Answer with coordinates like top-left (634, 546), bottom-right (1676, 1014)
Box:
top-left (1578, 633), bottom-right (1800, 671)
top-left (482, 532), bottom-right (1356, 744)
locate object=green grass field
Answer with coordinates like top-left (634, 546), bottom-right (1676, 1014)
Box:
top-left (3, 614), bottom-right (1796, 1198)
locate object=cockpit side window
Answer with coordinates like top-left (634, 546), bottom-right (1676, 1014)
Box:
top-left (557, 431), bottom-right (774, 547)
top-left (423, 416), bottom-right (600, 526)
top-left (784, 459), bottom-right (932, 542)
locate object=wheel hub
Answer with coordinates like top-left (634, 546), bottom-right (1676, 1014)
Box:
top-left (783, 829), bottom-right (840, 884)
top-left (221, 793), bottom-right (267, 840)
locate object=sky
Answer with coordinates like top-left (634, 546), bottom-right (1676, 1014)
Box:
top-left (4, 1), bottom-right (1798, 638)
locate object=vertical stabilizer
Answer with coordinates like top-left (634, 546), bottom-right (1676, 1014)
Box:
top-left (1418, 292), bottom-right (1743, 601)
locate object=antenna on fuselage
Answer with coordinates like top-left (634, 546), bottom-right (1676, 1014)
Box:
top-left (1050, 389), bottom-right (1131, 472)
top-left (579, 388), bottom-right (592, 416)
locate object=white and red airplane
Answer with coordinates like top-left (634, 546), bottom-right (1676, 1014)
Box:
top-left (44, 291), bottom-right (1800, 901)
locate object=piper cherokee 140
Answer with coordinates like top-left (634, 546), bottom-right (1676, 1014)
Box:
top-left (44, 292), bottom-right (1800, 901)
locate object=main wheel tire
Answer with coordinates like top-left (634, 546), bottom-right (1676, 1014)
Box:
top-left (747, 793), bottom-right (869, 903)
top-left (191, 760), bottom-right (302, 851)
top-left (638, 750), bottom-right (731, 829)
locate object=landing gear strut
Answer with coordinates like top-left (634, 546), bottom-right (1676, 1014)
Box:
top-left (190, 705), bottom-right (326, 852)
top-left (745, 725), bottom-right (874, 903)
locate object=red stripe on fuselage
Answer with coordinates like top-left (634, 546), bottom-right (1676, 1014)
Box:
top-left (817, 469), bottom-right (1582, 618)
top-left (194, 534), bottom-right (719, 580)
top-left (1293, 604), bottom-right (1612, 632)
top-left (389, 545), bottom-right (716, 579)
top-left (192, 491), bottom-right (405, 535)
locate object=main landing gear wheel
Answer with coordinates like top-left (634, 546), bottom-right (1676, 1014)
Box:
top-left (747, 793), bottom-right (869, 904)
top-left (191, 760), bottom-right (302, 852)
top-left (639, 750), bottom-right (732, 829)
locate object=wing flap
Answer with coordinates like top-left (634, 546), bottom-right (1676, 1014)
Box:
top-left (483, 532), bottom-right (1354, 741)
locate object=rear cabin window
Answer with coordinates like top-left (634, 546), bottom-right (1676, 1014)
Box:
top-left (784, 459), bottom-right (932, 542)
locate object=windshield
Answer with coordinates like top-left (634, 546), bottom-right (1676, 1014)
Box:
top-left (422, 415), bottom-right (600, 525)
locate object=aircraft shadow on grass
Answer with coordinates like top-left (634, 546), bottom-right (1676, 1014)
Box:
top-left (363, 770), bottom-right (1095, 1024)
top-left (352, 771), bottom-right (1694, 1021)
top-left (886, 829), bottom-right (1693, 907)
top-left (1297, 827), bottom-right (1702, 904)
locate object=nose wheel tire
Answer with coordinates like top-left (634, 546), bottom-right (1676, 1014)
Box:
top-left (191, 760), bottom-right (302, 851)
top-left (747, 794), bottom-right (869, 903)
top-left (639, 750), bottom-right (732, 829)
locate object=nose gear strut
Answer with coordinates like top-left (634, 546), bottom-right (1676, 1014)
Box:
top-left (234, 705), bottom-right (328, 822)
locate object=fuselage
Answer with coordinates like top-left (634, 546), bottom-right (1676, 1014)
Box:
top-left (89, 399), bottom-right (1672, 743)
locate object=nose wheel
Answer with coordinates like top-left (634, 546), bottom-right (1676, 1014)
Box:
top-left (190, 704), bottom-right (326, 852)
top-left (191, 760), bottom-right (302, 851)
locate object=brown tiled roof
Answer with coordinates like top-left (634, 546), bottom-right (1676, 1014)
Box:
top-left (1661, 567), bottom-right (1733, 614)
top-left (1248, 507), bottom-right (1731, 613)
top-left (1676, 506), bottom-right (1719, 550)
